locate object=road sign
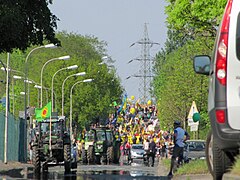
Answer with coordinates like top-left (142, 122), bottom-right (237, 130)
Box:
top-left (188, 101), bottom-right (199, 127)
top-left (190, 124), bottom-right (199, 132)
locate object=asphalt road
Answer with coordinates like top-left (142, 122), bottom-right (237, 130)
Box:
top-left (0, 156), bottom-right (213, 180)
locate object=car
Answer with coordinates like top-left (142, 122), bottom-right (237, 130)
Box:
top-left (130, 144), bottom-right (145, 160)
top-left (193, 0), bottom-right (240, 179)
top-left (184, 140), bottom-right (206, 161)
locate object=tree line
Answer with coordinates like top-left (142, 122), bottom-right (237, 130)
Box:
top-left (153, 0), bottom-right (227, 138)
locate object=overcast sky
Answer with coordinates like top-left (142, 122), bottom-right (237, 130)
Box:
top-left (49, 0), bottom-right (168, 100)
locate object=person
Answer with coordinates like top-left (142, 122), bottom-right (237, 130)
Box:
top-left (125, 139), bottom-right (131, 164)
top-left (149, 138), bottom-right (156, 167)
top-left (28, 141), bottom-right (33, 164)
top-left (143, 138), bottom-right (150, 165)
top-left (168, 120), bottom-right (190, 178)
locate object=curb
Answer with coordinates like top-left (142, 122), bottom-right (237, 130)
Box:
top-left (223, 173), bottom-right (240, 180)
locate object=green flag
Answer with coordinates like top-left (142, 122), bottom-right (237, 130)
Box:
top-left (35, 102), bottom-right (52, 120)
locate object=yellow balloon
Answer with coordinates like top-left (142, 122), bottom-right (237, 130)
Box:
top-left (131, 95), bottom-right (135, 100)
top-left (130, 107), bottom-right (135, 114)
top-left (147, 100), bottom-right (152, 105)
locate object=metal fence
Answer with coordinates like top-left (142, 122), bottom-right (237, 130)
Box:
top-left (0, 112), bottom-right (27, 162)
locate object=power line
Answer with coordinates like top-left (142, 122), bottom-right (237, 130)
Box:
top-left (128, 23), bottom-right (160, 103)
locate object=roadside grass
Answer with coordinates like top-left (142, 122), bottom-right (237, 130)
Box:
top-left (162, 159), bottom-right (209, 175)
top-left (230, 157), bottom-right (240, 176)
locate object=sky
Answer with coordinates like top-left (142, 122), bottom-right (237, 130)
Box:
top-left (49, 0), bottom-right (168, 100)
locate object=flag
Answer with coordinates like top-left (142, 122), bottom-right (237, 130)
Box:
top-left (35, 102), bottom-right (52, 120)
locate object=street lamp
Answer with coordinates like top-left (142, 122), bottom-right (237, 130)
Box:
top-left (69, 79), bottom-right (93, 141)
top-left (51, 65), bottom-right (78, 111)
top-left (40, 55), bottom-right (70, 107)
top-left (20, 92), bottom-right (26, 95)
top-left (34, 85), bottom-right (41, 107)
top-left (61, 72), bottom-right (86, 116)
top-left (12, 75), bottom-right (33, 108)
top-left (20, 44), bottom-right (57, 161)
top-left (25, 43), bottom-right (57, 118)
top-left (34, 85), bottom-right (53, 108)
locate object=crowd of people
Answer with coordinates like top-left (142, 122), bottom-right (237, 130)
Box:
top-left (74, 97), bottom-right (190, 178)
top-left (87, 99), bottom-right (178, 165)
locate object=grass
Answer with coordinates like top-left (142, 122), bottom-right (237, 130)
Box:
top-left (162, 159), bottom-right (209, 175)
top-left (162, 156), bottom-right (240, 177)
top-left (230, 157), bottom-right (240, 176)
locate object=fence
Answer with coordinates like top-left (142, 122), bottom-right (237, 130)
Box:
top-left (0, 112), bottom-right (27, 162)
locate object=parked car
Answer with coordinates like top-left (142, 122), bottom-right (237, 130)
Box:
top-left (184, 140), bottom-right (206, 161)
top-left (193, 0), bottom-right (240, 179)
top-left (130, 144), bottom-right (145, 160)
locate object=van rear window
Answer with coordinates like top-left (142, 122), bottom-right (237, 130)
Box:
top-left (236, 13), bottom-right (240, 59)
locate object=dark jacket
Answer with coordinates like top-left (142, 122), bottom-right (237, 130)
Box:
top-left (149, 141), bottom-right (156, 154)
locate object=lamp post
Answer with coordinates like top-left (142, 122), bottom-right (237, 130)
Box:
top-left (34, 85), bottom-right (41, 107)
top-left (40, 55), bottom-right (70, 107)
top-left (61, 72), bottom-right (86, 116)
top-left (12, 75), bottom-right (33, 108)
top-left (51, 65), bottom-right (78, 112)
top-left (20, 43), bottom-right (56, 163)
top-left (69, 79), bottom-right (93, 141)
top-left (25, 43), bottom-right (57, 113)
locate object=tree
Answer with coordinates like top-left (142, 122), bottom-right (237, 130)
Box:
top-left (165, 0), bottom-right (227, 38)
top-left (0, 0), bottom-right (60, 53)
top-left (153, 37), bottom-right (211, 139)
top-left (0, 32), bottom-right (123, 130)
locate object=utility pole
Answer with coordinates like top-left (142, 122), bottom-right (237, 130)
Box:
top-left (4, 53), bottom-right (10, 164)
top-left (129, 23), bottom-right (160, 104)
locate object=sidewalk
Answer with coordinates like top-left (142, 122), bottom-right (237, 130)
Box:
top-left (0, 161), bottom-right (33, 179)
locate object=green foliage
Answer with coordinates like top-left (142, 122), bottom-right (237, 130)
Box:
top-left (156, 0), bottom-right (228, 138)
top-left (176, 159), bottom-right (209, 175)
top-left (165, 0), bottom-right (227, 38)
top-left (230, 156), bottom-right (240, 176)
top-left (0, 32), bottom-right (123, 129)
top-left (154, 37), bottom-right (212, 135)
top-left (0, 0), bottom-right (60, 53)
top-left (162, 159), bottom-right (209, 175)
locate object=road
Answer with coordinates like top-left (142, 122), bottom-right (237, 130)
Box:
top-left (0, 156), bottom-right (213, 180)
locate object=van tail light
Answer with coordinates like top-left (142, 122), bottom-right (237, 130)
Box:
top-left (216, 109), bottom-right (225, 124)
top-left (215, 0), bottom-right (233, 86)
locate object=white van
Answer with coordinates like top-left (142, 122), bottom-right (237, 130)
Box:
top-left (193, 0), bottom-right (240, 179)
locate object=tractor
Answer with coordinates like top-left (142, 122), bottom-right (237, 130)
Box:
top-left (31, 116), bottom-right (72, 177)
top-left (86, 126), bottom-right (121, 165)
top-left (81, 130), bottom-right (95, 164)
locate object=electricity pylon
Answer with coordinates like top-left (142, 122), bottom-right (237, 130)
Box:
top-left (129, 23), bottom-right (159, 104)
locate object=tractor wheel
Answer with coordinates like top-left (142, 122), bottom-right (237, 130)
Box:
top-left (107, 146), bottom-right (114, 164)
top-left (64, 144), bottom-right (71, 174)
top-left (87, 146), bottom-right (95, 164)
top-left (32, 146), bottom-right (41, 178)
top-left (81, 150), bottom-right (87, 164)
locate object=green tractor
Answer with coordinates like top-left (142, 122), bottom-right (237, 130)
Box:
top-left (31, 116), bottom-right (71, 177)
top-left (81, 130), bottom-right (95, 164)
top-left (87, 127), bottom-right (121, 165)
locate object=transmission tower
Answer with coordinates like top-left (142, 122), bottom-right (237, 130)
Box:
top-left (129, 23), bottom-right (159, 104)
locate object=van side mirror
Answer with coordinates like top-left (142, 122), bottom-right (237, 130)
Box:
top-left (193, 55), bottom-right (211, 75)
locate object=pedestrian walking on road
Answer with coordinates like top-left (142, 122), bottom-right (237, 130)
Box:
top-left (168, 120), bottom-right (190, 178)
top-left (149, 138), bottom-right (156, 167)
